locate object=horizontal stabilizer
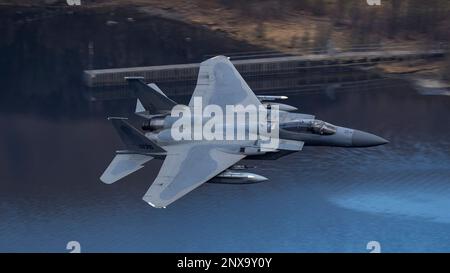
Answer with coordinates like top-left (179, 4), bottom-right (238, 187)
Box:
top-left (108, 117), bottom-right (166, 154)
top-left (100, 153), bottom-right (153, 184)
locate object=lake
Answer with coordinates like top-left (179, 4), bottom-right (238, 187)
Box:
top-left (0, 6), bottom-right (449, 252)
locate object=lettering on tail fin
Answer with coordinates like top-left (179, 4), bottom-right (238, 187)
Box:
top-left (139, 144), bottom-right (155, 150)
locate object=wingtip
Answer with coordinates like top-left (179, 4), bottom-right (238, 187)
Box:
top-left (99, 175), bottom-right (113, 184)
top-left (146, 201), bottom-right (166, 209)
top-left (143, 196), bottom-right (167, 209)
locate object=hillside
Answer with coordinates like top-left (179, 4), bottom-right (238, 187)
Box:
top-left (2, 0), bottom-right (450, 79)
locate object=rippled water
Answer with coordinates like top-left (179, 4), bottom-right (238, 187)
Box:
top-left (1, 7), bottom-right (450, 252)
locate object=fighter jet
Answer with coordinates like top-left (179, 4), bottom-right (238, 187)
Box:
top-left (100, 56), bottom-right (388, 208)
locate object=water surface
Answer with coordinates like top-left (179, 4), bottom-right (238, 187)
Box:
top-left (0, 7), bottom-right (450, 253)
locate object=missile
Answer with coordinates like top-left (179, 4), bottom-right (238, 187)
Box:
top-left (229, 164), bottom-right (255, 170)
top-left (257, 95), bottom-right (288, 101)
top-left (256, 95), bottom-right (297, 111)
top-left (263, 102), bottom-right (298, 112)
top-left (209, 170), bottom-right (268, 184)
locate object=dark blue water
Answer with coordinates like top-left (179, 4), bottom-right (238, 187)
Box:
top-left (1, 7), bottom-right (450, 253)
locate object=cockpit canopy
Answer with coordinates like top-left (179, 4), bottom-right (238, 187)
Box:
top-left (310, 120), bottom-right (337, 135)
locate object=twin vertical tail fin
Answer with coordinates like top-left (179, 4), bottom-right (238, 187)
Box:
top-left (107, 117), bottom-right (165, 154)
top-left (125, 77), bottom-right (176, 115)
top-left (101, 77), bottom-right (175, 184)
top-left (100, 117), bottom-right (166, 184)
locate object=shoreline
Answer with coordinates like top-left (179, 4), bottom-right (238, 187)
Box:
top-left (2, 1), bottom-right (449, 86)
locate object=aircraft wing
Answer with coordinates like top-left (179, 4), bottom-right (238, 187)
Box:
top-left (143, 144), bottom-right (245, 208)
top-left (189, 56), bottom-right (261, 108)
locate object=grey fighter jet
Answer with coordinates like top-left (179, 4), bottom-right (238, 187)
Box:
top-left (100, 56), bottom-right (388, 208)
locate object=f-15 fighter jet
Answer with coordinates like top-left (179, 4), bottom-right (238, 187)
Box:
top-left (100, 56), bottom-right (388, 208)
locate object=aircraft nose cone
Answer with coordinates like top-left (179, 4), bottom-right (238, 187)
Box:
top-left (352, 130), bottom-right (389, 147)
